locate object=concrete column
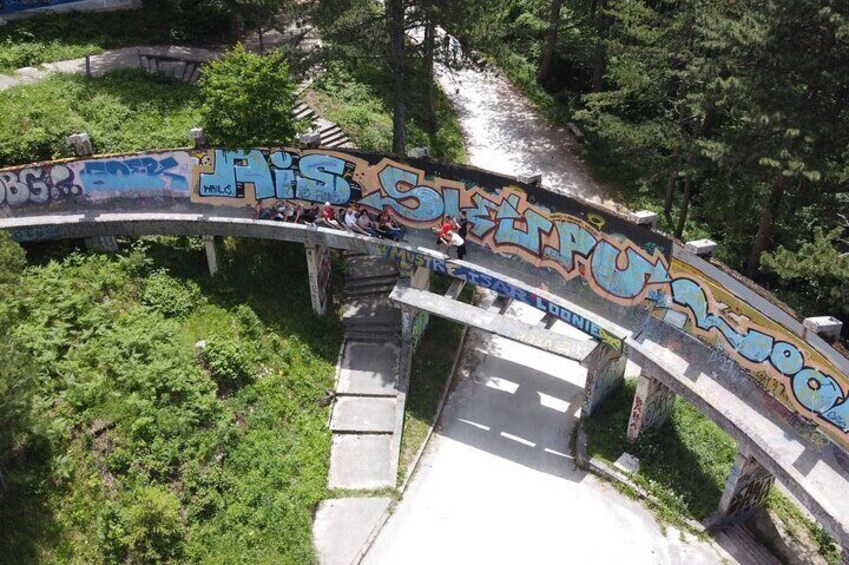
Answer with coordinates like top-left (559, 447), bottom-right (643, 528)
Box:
top-left (716, 449), bottom-right (775, 523)
top-left (401, 266), bottom-right (430, 350)
top-left (581, 343), bottom-right (627, 417)
top-left (627, 373), bottom-right (677, 442)
top-left (84, 236), bottom-right (119, 253)
top-left (305, 243), bottom-right (332, 317)
top-left (203, 235), bottom-right (220, 276)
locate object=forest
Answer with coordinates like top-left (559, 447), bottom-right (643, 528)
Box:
top-left (315, 0), bottom-right (849, 328)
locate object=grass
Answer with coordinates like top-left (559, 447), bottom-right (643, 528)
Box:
top-left (0, 236), bottom-right (342, 563)
top-left (766, 488), bottom-right (841, 565)
top-left (396, 275), bottom-right (473, 481)
top-left (583, 378), bottom-right (738, 522)
top-left (0, 68), bottom-right (202, 167)
top-left (0, 0), bottom-right (231, 74)
top-left (308, 59), bottom-right (467, 163)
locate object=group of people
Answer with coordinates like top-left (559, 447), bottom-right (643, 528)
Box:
top-left (435, 212), bottom-right (469, 260)
top-left (254, 200), bottom-right (471, 260)
top-left (254, 200), bottom-right (406, 242)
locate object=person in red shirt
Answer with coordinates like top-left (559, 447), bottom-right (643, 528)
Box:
top-left (317, 202), bottom-right (343, 229)
top-left (435, 216), bottom-right (458, 245)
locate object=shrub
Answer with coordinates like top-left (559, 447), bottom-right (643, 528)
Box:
top-left (199, 336), bottom-right (256, 390)
top-left (200, 45), bottom-right (298, 147)
top-left (119, 486), bottom-right (184, 563)
top-left (141, 269), bottom-right (204, 318)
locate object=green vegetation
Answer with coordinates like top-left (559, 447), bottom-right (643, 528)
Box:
top-left (0, 69), bottom-right (202, 167)
top-left (766, 488), bottom-right (841, 565)
top-left (397, 276), bottom-right (472, 480)
top-left (0, 236), bottom-right (342, 563)
top-left (451, 0), bottom-right (849, 331)
top-left (583, 379), bottom-right (738, 522)
top-left (0, 0), bottom-right (231, 74)
top-left (200, 45), bottom-right (298, 147)
top-left (309, 60), bottom-right (466, 163)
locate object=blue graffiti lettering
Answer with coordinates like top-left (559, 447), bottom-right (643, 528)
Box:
top-left (82, 156), bottom-right (188, 193)
top-left (590, 241), bottom-right (669, 299)
top-left (360, 165), bottom-right (444, 222)
top-left (493, 194), bottom-right (553, 254)
top-left (545, 220), bottom-right (597, 272)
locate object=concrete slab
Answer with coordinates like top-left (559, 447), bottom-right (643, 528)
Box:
top-left (313, 497), bottom-right (391, 565)
top-left (331, 397), bottom-right (396, 433)
top-left (337, 342), bottom-right (399, 396)
top-left (329, 434), bottom-right (394, 489)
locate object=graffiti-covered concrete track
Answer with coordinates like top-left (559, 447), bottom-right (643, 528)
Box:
top-left (1, 147), bottom-right (848, 550)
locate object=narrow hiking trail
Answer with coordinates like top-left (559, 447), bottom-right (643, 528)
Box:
top-left (436, 63), bottom-right (619, 209)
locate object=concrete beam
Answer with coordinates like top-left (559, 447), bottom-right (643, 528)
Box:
top-left (390, 282), bottom-right (596, 362)
top-left (444, 279), bottom-right (466, 300)
top-left (626, 373), bottom-right (676, 442)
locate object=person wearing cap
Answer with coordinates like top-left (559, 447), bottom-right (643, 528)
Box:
top-left (439, 227), bottom-right (465, 259)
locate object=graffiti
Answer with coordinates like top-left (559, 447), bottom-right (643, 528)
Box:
top-left (1, 147), bottom-right (848, 448)
top-left (196, 149), bottom-right (360, 205)
top-left (10, 224), bottom-right (61, 242)
top-left (628, 376), bottom-right (676, 441)
top-left (723, 456), bottom-right (775, 520)
top-left (582, 346), bottom-right (626, 416)
top-left (0, 165), bottom-right (82, 208)
top-left (0, 0), bottom-right (84, 15)
top-left (80, 154), bottom-right (192, 199)
top-left (375, 243), bottom-right (625, 350)
top-left (628, 395), bottom-right (644, 440)
top-left (410, 309), bottom-right (429, 350)
top-left (306, 244), bottom-right (332, 316)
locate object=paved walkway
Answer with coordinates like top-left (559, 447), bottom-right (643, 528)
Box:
top-left (364, 299), bottom-right (731, 564)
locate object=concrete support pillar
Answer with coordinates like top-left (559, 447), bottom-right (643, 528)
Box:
top-left (305, 243), bottom-right (332, 317)
top-left (203, 235), bottom-right (220, 276)
top-left (401, 266), bottom-right (430, 350)
top-left (85, 236), bottom-right (119, 253)
top-left (716, 449), bottom-right (775, 523)
top-left (627, 373), bottom-right (677, 442)
top-left (581, 343), bottom-right (627, 417)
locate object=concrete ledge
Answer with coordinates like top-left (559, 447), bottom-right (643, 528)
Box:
top-left (390, 282), bottom-right (596, 362)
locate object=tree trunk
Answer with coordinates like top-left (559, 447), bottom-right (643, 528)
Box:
top-left (674, 172), bottom-right (692, 239)
top-left (663, 169), bottom-right (678, 223)
top-left (746, 175), bottom-right (790, 276)
top-left (591, 0), bottom-right (610, 92)
top-left (387, 0), bottom-right (407, 153)
top-left (423, 18), bottom-right (437, 133)
top-left (258, 26), bottom-right (265, 53)
top-left (537, 0), bottom-right (565, 86)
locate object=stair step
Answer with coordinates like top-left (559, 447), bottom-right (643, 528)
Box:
top-left (345, 273), bottom-right (399, 286)
top-left (322, 131), bottom-right (348, 145)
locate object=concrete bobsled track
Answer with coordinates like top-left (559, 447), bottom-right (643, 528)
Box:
top-left (2, 147), bottom-right (849, 549)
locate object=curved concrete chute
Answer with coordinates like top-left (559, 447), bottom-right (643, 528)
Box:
top-left (2, 147), bottom-right (849, 548)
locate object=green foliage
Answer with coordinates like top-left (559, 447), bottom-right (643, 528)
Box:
top-left (584, 379), bottom-right (737, 521)
top-left (0, 69), bottom-right (202, 167)
top-left (200, 45), bottom-right (298, 147)
top-left (106, 486), bottom-right (185, 563)
top-left (0, 239), bottom-right (340, 563)
top-left (762, 227), bottom-right (849, 316)
top-left (142, 269), bottom-right (204, 318)
top-left (0, 231), bottom-right (26, 285)
top-left (310, 59), bottom-right (467, 162)
top-left (0, 0), bottom-right (232, 73)
top-left (767, 488), bottom-right (840, 564)
top-left (200, 335), bottom-right (258, 389)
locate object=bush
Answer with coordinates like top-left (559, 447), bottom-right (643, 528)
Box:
top-left (141, 269), bottom-right (204, 318)
top-left (112, 486), bottom-right (185, 563)
top-left (199, 335), bottom-right (256, 389)
top-left (200, 45), bottom-right (298, 147)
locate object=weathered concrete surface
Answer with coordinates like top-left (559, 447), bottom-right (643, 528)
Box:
top-left (328, 433), bottom-right (394, 489)
top-left (363, 302), bottom-right (731, 564)
top-left (330, 397), bottom-right (396, 433)
top-left (336, 342), bottom-right (399, 396)
top-left (313, 497), bottom-right (392, 565)
top-left (390, 282), bottom-right (597, 362)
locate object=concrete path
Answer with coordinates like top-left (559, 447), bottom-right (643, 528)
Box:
top-left (363, 301), bottom-right (732, 564)
top-left (437, 63), bottom-right (619, 209)
top-left (313, 497), bottom-right (392, 565)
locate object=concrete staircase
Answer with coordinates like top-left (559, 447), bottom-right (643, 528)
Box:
top-left (327, 252), bottom-right (405, 490)
top-left (713, 524), bottom-right (782, 565)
